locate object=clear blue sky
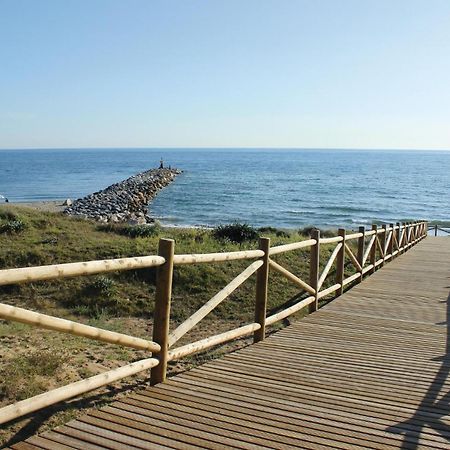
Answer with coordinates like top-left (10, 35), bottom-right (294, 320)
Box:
top-left (1, 0), bottom-right (450, 150)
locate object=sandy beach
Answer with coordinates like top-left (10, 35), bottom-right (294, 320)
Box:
top-left (7, 200), bottom-right (67, 213)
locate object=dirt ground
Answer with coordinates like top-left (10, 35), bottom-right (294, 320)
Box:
top-left (0, 315), bottom-right (267, 447)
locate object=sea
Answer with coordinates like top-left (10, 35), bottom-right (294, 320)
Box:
top-left (0, 148), bottom-right (449, 229)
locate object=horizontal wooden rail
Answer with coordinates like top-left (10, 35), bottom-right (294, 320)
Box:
top-left (319, 236), bottom-right (343, 244)
top-left (173, 249), bottom-right (264, 265)
top-left (168, 323), bottom-right (260, 361)
top-left (0, 303), bottom-right (161, 352)
top-left (317, 283), bottom-right (341, 299)
top-left (0, 357), bottom-right (159, 425)
top-left (0, 255), bottom-right (165, 286)
top-left (345, 232), bottom-right (364, 240)
top-left (265, 296), bottom-right (315, 325)
top-left (269, 239), bottom-right (316, 255)
top-left (343, 272), bottom-right (361, 286)
top-left (168, 260), bottom-right (263, 347)
top-left (429, 225), bottom-right (450, 236)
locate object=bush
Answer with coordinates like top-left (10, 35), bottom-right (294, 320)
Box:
top-left (212, 223), bottom-right (259, 244)
top-left (258, 226), bottom-right (278, 234)
top-left (86, 276), bottom-right (116, 298)
top-left (0, 210), bottom-right (18, 221)
top-left (97, 223), bottom-right (160, 238)
top-left (0, 219), bottom-right (25, 234)
top-left (298, 226), bottom-right (335, 238)
top-left (258, 226), bottom-right (290, 238)
top-left (123, 224), bottom-right (160, 238)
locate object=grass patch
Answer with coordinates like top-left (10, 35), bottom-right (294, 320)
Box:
top-left (0, 350), bottom-right (65, 401)
top-left (0, 210), bottom-right (26, 234)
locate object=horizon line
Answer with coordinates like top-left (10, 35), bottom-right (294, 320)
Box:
top-left (1, 146), bottom-right (450, 152)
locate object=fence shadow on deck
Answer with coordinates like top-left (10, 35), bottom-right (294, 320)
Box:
top-left (386, 291), bottom-right (450, 448)
top-left (1, 378), bottom-right (149, 448)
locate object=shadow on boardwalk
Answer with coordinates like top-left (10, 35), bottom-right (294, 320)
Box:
top-left (386, 291), bottom-right (450, 448)
top-left (1, 379), bottom-right (148, 448)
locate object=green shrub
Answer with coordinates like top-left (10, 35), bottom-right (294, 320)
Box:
top-left (258, 226), bottom-right (278, 234)
top-left (212, 223), bottom-right (259, 244)
top-left (0, 210), bottom-right (18, 221)
top-left (97, 223), bottom-right (160, 238)
top-left (87, 276), bottom-right (116, 298)
top-left (0, 219), bottom-right (25, 234)
top-left (298, 226), bottom-right (335, 238)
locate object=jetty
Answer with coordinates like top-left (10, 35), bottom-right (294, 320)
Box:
top-left (64, 167), bottom-right (181, 224)
top-left (2, 221), bottom-right (450, 448)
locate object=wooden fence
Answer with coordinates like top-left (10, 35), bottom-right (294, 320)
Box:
top-left (0, 221), bottom-right (428, 424)
top-left (429, 224), bottom-right (450, 236)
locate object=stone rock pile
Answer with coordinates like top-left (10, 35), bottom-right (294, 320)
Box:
top-left (64, 168), bottom-right (181, 224)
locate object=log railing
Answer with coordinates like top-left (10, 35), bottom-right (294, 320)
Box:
top-left (429, 224), bottom-right (450, 236)
top-left (0, 220), bottom-right (427, 424)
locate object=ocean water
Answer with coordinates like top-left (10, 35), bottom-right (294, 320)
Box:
top-left (0, 148), bottom-right (449, 229)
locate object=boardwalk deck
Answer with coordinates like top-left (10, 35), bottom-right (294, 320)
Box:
top-left (8, 237), bottom-right (450, 449)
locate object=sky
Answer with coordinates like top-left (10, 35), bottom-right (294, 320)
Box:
top-left (1, 0), bottom-right (450, 150)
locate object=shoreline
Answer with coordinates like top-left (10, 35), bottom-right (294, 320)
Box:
top-left (2, 201), bottom-right (448, 232)
top-left (5, 200), bottom-right (67, 213)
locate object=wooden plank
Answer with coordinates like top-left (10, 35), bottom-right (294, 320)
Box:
top-left (40, 431), bottom-right (108, 450)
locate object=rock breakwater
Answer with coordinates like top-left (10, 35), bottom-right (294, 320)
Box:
top-left (64, 168), bottom-right (181, 224)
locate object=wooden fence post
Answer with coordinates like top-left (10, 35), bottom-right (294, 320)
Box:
top-left (435, 224), bottom-right (438, 237)
top-left (309, 229), bottom-right (320, 312)
top-left (336, 229), bottom-right (345, 296)
top-left (370, 224), bottom-right (377, 273)
top-left (396, 222), bottom-right (401, 256)
top-left (151, 238), bottom-right (175, 385)
top-left (357, 226), bottom-right (365, 283)
top-left (254, 237), bottom-right (270, 343)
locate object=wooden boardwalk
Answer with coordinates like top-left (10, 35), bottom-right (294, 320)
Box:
top-left (8, 237), bottom-right (450, 449)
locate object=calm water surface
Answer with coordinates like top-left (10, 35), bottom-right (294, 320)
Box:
top-left (0, 149), bottom-right (448, 228)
